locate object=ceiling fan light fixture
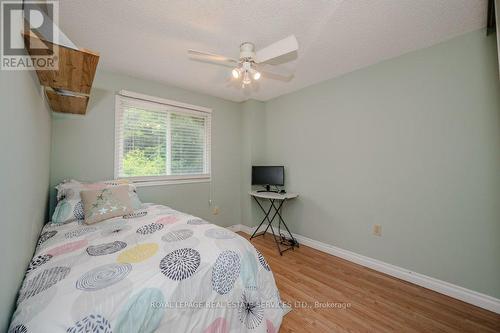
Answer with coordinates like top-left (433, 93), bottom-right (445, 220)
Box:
top-left (231, 68), bottom-right (240, 79)
top-left (253, 71), bottom-right (261, 80)
top-left (242, 71), bottom-right (251, 85)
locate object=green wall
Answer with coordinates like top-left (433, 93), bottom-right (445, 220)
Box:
top-left (0, 70), bottom-right (52, 330)
top-left (262, 30), bottom-right (500, 298)
top-left (240, 100), bottom-right (267, 226)
top-left (50, 71), bottom-right (243, 227)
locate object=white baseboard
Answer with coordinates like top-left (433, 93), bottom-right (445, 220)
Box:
top-left (228, 224), bottom-right (500, 314)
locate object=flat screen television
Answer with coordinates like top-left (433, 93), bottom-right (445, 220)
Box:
top-left (252, 166), bottom-right (284, 191)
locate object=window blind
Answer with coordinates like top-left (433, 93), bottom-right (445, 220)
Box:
top-left (115, 92), bottom-right (211, 184)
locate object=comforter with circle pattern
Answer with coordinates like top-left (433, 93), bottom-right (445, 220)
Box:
top-left (9, 204), bottom-right (284, 333)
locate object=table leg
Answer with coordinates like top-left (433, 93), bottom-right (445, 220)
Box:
top-left (267, 221), bottom-right (283, 256)
top-left (249, 195), bottom-right (299, 255)
top-left (263, 199), bottom-right (279, 234)
top-left (250, 196), bottom-right (274, 239)
top-left (270, 199), bottom-right (299, 247)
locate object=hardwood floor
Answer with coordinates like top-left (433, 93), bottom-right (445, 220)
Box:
top-left (238, 232), bottom-right (500, 333)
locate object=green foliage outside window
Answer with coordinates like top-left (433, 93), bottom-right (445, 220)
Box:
top-left (121, 107), bottom-right (206, 177)
top-left (170, 113), bottom-right (205, 175)
top-left (123, 150), bottom-right (166, 176)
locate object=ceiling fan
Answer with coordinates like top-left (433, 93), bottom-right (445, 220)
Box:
top-left (188, 35), bottom-right (298, 87)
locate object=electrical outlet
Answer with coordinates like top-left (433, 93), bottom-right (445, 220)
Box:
top-left (373, 224), bottom-right (382, 236)
top-left (212, 206), bottom-right (220, 215)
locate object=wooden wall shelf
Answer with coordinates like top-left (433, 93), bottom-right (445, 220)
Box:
top-left (23, 30), bottom-right (99, 115)
top-left (45, 88), bottom-right (89, 115)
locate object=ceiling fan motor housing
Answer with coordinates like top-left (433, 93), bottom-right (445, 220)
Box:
top-left (239, 42), bottom-right (256, 60)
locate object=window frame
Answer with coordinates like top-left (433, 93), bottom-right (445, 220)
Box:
top-left (114, 90), bottom-right (212, 187)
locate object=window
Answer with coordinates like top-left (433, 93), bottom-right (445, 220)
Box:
top-left (115, 90), bottom-right (211, 185)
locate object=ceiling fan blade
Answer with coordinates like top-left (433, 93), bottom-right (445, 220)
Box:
top-left (255, 35), bottom-right (298, 64)
top-left (256, 63), bottom-right (294, 81)
top-left (188, 49), bottom-right (238, 67)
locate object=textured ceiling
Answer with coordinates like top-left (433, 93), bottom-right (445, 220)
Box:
top-left (59, 0), bottom-right (487, 102)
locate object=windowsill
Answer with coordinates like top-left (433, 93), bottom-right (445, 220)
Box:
top-left (131, 178), bottom-right (211, 187)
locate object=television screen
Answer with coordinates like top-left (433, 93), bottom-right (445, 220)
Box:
top-left (252, 166), bottom-right (284, 186)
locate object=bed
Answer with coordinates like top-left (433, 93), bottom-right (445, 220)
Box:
top-left (9, 203), bottom-right (284, 333)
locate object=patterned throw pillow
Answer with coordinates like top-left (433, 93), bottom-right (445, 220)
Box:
top-left (80, 185), bottom-right (134, 225)
top-left (51, 179), bottom-right (142, 224)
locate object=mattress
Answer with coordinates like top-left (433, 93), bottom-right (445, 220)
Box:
top-left (9, 204), bottom-right (284, 332)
